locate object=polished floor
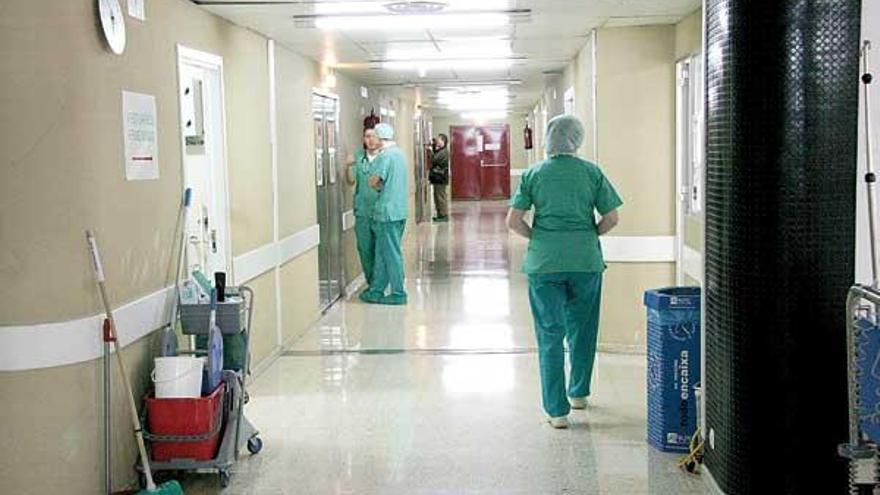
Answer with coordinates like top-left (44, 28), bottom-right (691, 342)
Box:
top-left (181, 201), bottom-right (709, 494)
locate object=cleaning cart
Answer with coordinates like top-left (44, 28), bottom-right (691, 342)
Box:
top-left (139, 285), bottom-right (262, 489)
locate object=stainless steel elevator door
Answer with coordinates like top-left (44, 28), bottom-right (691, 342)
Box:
top-left (313, 93), bottom-right (344, 311)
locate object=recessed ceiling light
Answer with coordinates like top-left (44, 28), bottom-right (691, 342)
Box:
top-left (384, 1), bottom-right (448, 15)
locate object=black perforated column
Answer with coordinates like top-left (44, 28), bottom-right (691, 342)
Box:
top-left (704, 1), bottom-right (861, 492)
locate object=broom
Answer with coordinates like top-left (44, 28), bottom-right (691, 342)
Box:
top-left (86, 231), bottom-right (184, 495)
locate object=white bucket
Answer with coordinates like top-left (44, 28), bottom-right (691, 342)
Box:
top-left (152, 357), bottom-right (204, 399)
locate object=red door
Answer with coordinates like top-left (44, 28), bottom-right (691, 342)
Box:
top-left (478, 125), bottom-right (511, 199)
top-left (451, 124), bottom-right (511, 200)
top-left (450, 125), bottom-right (482, 200)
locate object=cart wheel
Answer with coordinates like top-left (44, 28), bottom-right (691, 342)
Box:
top-left (248, 436), bottom-right (263, 454)
top-left (219, 470), bottom-right (231, 488)
top-left (244, 391), bottom-right (250, 404)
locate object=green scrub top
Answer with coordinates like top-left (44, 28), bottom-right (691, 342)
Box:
top-left (372, 144), bottom-right (409, 222)
top-left (511, 155), bottom-right (623, 274)
top-left (353, 149), bottom-right (380, 218)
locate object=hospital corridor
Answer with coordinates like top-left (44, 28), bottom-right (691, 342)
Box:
top-left (2, 1), bottom-right (880, 494)
top-left (180, 201), bottom-right (705, 494)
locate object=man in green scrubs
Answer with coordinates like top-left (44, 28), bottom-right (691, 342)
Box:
top-left (507, 114), bottom-right (623, 429)
top-left (346, 127), bottom-right (381, 287)
top-left (360, 123), bottom-right (409, 305)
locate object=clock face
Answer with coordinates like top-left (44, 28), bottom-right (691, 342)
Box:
top-left (98, 0), bottom-right (126, 55)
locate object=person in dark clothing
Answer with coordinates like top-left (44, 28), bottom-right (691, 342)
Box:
top-left (429, 133), bottom-right (450, 222)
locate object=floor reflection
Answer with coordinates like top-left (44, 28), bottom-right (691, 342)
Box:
top-left (178, 200), bottom-right (711, 494)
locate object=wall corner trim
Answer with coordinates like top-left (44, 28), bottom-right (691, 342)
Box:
top-left (233, 224), bottom-right (321, 285)
top-left (0, 286), bottom-right (174, 372)
top-left (601, 235), bottom-right (676, 262)
top-left (0, 224), bottom-right (320, 372)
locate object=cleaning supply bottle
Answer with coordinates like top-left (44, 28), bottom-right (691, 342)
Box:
top-left (202, 288), bottom-right (224, 395)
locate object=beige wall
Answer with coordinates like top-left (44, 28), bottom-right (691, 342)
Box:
top-left (595, 26), bottom-right (677, 349)
top-left (524, 25), bottom-right (678, 350)
top-left (0, 0), bottom-right (332, 492)
top-left (675, 9), bottom-right (703, 60)
top-left (597, 26), bottom-right (676, 236)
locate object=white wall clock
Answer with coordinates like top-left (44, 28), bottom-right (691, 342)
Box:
top-left (98, 0), bottom-right (126, 55)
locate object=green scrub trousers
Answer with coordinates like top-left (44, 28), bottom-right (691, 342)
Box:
top-left (354, 217), bottom-right (375, 286)
top-left (528, 272), bottom-right (603, 418)
top-left (364, 220), bottom-right (407, 304)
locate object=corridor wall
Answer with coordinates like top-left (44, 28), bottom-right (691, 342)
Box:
top-left (0, 0), bottom-right (375, 492)
top-left (527, 24), bottom-right (678, 352)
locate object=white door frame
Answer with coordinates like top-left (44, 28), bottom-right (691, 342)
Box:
top-left (674, 58), bottom-right (690, 286)
top-left (176, 45), bottom-right (234, 279)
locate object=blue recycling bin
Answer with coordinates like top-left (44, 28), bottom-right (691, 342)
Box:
top-left (644, 287), bottom-right (701, 452)
top-left (857, 318), bottom-right (880, 443)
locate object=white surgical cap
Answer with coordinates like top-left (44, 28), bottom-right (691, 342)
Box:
top-left (545, 114), bottom-right (584, 156)
top-left (375, 123), bottom-right (395, 140)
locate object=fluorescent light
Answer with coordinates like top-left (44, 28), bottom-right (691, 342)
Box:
top-left (461, 110), bottom-right (508, 121)
top-left (386, 40), bottom-right (511, 61)
top-left (315, 13), bottom-right (509, 30)
top-left (382, 58), bottom-right (514, 72)
top-left (314, 1), bottom-right (511, 15)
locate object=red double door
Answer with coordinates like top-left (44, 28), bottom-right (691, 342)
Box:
top-left (450, 124), bottom-right (511, 200)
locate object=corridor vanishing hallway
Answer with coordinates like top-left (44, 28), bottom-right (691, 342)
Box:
top-left (182, 202), bottom-right (708, 494)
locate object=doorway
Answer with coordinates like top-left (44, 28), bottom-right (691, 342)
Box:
top-left (313, 92), bottom-right (345, 311)
top-left (675, 54), bottom-right (705, 286)
top-left (450, 124), bottom-right (511, 200)
top-left (177, 46), bottom-right (231, 278)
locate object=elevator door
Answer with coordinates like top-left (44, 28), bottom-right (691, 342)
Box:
top-left (450, 124), bottom-right (511, 200)
top-left (313, 93), bottom-right (344, 311)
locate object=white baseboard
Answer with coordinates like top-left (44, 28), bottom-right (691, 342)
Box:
top-left (0, 286), bottom-right (174, 372)
top-left (234, 224), bottom-right (320, 285)
top-left (2, 224), bottom-right (321, 372)
top-left (601, 236), bottom-right (676, 263)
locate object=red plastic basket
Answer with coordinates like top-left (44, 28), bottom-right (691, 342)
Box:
top-left (145, 383), bottom-right (225, 462)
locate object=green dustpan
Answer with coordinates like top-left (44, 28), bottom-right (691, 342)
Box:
top-left (137, 480), bottom-right (184, 495)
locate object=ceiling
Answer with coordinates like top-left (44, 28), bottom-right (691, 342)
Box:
top-left (196, 0), bottom-right (700, 117)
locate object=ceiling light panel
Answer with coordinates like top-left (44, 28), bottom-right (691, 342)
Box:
top-left (313, 0), bottom-right (512, 15)
top-left (385, 39), bottom-right (512, 61)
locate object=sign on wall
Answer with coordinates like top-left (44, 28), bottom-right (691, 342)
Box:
top-left (122, 90), bottom-right (159, 181)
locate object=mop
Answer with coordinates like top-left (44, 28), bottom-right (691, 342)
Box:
top-left (159, 188), bottom-right (193, 357)
top-left (86, 231), bottom-right (184, 495)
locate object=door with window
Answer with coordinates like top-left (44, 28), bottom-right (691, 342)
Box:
top-left (450, 124), bottom-right (511, 200)
top-left (178, 47), bottom-right (231, 280)
top-left (313, 93), bottom-right (344, 310)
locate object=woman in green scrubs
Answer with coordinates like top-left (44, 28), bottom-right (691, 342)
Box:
top-left (507, 114), bottom-right (623, 429)
top-left (347, 127), bottom-right (381, 288)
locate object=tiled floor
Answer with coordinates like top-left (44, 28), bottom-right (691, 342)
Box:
top-left (180, 201), bottom-right (709, 494)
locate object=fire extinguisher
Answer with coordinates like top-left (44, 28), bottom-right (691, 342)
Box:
top-left (363, 108), bottom-right (380, 130)
top-left (523, 122), bottom-right (534, 150)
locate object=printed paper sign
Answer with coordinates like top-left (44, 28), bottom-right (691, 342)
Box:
top-left (484, 143), bottom-right (501, 151)
top-left (122, 91), bottom-right (159, 181)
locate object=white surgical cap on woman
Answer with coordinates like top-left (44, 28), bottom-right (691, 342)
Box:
top-left (375, 123), bottom-right (395, 140)
top-left (544, 114), bottom-right (584, 157)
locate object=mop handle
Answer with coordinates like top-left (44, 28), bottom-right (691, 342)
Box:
top-left (85, 231), bottom-right (157, 492)
top-left (862, 40), bottom-right (879, 288)
top-left (168, 188), bottom-right (193, 327)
